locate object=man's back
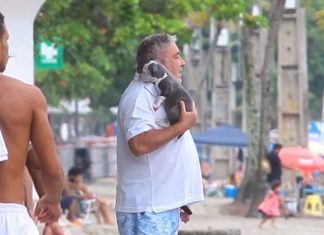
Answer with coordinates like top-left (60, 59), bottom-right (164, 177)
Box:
top-left (0, 74), bottom-right (51, 203)
top-left (0, 75), bottom-right (33, 203)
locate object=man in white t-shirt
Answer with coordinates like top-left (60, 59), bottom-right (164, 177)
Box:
top-left (116, 33), bottom-right (204, 235)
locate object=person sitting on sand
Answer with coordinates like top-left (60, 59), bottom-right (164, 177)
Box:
top-left (201, 160), bottom-right (224, 196)
top-left (63, 167), bottom-right (114, 224)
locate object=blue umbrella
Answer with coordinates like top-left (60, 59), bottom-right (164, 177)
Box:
top-left (193, 124), bottom-right (248, 147)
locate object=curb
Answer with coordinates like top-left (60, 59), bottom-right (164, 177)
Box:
top-left (179, 229), bottom-right (241, 235)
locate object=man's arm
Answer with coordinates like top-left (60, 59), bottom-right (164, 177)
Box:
top-left (29, 87), bottom-right (64, 202)
top-left (26, 148), bottom-right (64, 235)
top-left (77, 182), bottom-right (94, 199)
top-left (23, 166), bottom-right (35, 219)
top-left (128, 101), bottom-right (197, 156)
top-left (28, 87), bottom-right (64, 222)
top-left (26, 147), bottom-right (45, 196)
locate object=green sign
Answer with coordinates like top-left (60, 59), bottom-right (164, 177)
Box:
top-left (36, 40), bottom-right (64, 69)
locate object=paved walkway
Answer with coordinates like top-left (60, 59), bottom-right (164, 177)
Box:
top-left (61, 178), bottom-right (324, 235)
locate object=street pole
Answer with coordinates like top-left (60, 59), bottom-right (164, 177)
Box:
top-left (277, 0), bottom-right (308, 146)
top-left (211, 28), bottom-right (232, 126)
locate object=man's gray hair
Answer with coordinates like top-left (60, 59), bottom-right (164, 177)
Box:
top-left (136, 33), bottom-right (177, 73)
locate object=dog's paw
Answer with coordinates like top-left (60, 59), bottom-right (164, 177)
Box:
top-left (156, 119), bottom-right (170, 128)
top-left (153, 96), bottom-right (166, 110)
top-left (153, 103), bottom-right (160, 111)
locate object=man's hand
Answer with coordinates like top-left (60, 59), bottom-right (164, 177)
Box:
top-left (34, 195), bottom-right (62, 224)
top-left (178, 100), bottom-right (197, 131)
top-left (180, 209), bottom-right (191, 223)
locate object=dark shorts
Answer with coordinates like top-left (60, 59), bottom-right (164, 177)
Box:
top-left (60, 196), bottom-right (73, 210)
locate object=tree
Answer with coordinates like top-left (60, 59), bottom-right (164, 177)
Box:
top-left (35, 0), bottom-right (255, 136)
top-left (235, 0), bottom-right (286, 217)
top-left (34, 0), bottom-right (198, 107)
top-left (304, 0), bottom-right (324, 120)
top-left (35, 0), bottom-right (257, 108)
top-left (35, 0), bottom-right (205, 136)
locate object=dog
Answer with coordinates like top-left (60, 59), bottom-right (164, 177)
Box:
top-left (140, 60), bottom-right (193, 126)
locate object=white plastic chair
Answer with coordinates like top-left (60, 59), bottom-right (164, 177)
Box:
top-left (80, 198), bottom-right (100, 224)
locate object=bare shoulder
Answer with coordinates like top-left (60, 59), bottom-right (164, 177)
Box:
top-left (0, 75), bottom-right (46, 106)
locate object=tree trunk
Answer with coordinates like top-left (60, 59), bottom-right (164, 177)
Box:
top-left (74, 99), bottom-right (80, 138)
top-left (235, 0), bottom-right (286, 217)
top-left (235, 26), bottom-right (267, 211)
top-left (248, 0), bottom-right (286, 217)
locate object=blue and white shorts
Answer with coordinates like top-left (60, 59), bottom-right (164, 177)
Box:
top-left (116, 208), bottom-right (180, 235)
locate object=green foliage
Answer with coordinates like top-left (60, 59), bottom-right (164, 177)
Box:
top-left (315, 9), bottom-right (324, 29)
top-left (303, 0), bottom-right (324, 119)
top-left (35, 0), bottom-right (198, 107)
top-left (244, 14), bottom-right (268, 28)
top-left (35, 0), bottom-right (253, 109)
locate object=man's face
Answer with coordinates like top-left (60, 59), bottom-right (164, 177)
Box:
top-left (0, 25), bottom-right (9, 72)
top-left (69, 175), bottom-right (83, 189)
top-left (157, 42), bottom-right (185, 81)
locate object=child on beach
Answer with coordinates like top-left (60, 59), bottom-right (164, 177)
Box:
top-left (258, 180), bottom-right (287, 229)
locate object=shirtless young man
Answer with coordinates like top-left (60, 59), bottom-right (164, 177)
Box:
top-left (0, 12), bottom-right (64, 234)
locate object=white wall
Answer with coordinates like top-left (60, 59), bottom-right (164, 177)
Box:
top-left (0, 0), bottom-right (45, 84)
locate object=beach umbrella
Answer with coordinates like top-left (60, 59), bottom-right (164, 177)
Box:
top-left (279, 146), bottom-right (324, 172)
top-left (193, 124), bottom-right (248, 147)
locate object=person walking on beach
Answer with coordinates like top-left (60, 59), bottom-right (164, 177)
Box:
top-left (0, 12), bottom-right (64, 234)
top-left (267, 143), bottom-right (283, 184)
top-left (116, 33), bottom-right (204, 235)
top-left (258, 180), bottom-right (286, 229)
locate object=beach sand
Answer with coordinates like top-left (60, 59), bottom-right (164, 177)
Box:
top-left (61, 177), bottom-right (324, 235)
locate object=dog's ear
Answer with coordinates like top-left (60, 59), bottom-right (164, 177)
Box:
top-left (148, 63), bottom-right (158, 77)
top-left (148, 62), bottom-right (166, 78)
top-left (148, 64), bottom-right (156, 77)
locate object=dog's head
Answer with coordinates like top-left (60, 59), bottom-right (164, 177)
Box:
top-left (147, 61), bottom-right (165, 78)
top-left (140, 60), bottom-right (163, 83)
top-left (140, 60), bottom-right (178, 96)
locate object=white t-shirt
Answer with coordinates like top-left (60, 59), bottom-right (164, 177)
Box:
top-left (115, 73), bottom-right (204, 213)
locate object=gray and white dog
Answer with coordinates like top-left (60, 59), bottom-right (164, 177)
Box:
top-left (140, 60), bottom-right (193, 126)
